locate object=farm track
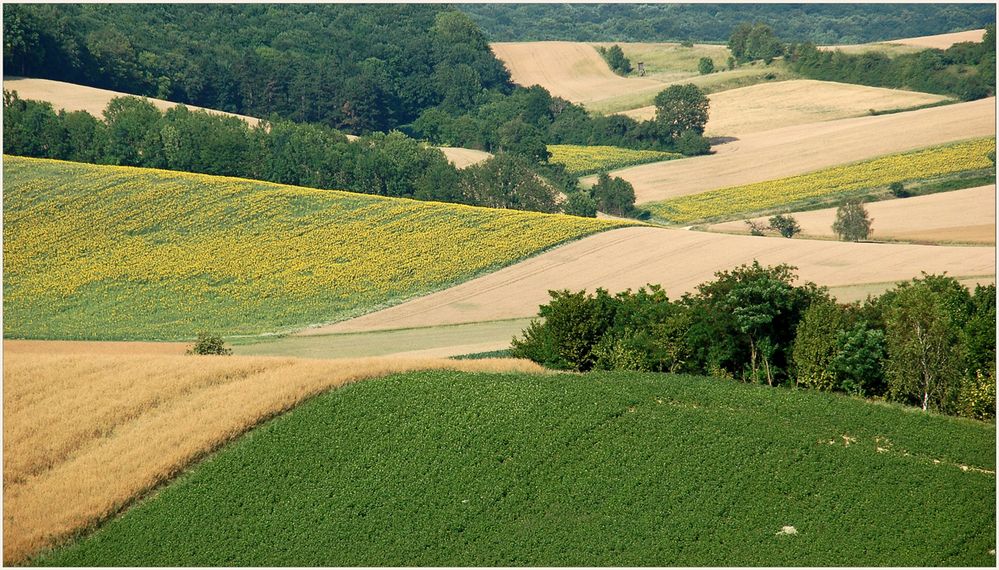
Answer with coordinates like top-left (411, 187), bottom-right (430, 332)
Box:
top-left (1, 348), bottom-right (544, 565)
top-left (306, 226), bottom-right (996, 334)
top-left (598, 97), bottom-right (996, 204)
top-left (708, 185), bottom-right (997, 245)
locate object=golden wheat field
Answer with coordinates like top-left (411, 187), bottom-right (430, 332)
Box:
top-left (308, 226), bottom-right (995, 334)
top-left (708, 185), bottom-right (996, 244)
top-left (436, 146), bottom-right (493, 168)
top-left (823, 29), bottom-right (988, 53)
top-left (1, 345), bottom-right (545, 564)
top-left (595, 97), bottom-right (996, 204)
top-left (620, 79), bottom-right (950, 136)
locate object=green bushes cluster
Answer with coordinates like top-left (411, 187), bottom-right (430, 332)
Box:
top-left (186, 333), bottom-right (232, 356)
top-left (597, 44), bottom-right (632, 75)
top-left (512, 262), bottom-right (996, 420)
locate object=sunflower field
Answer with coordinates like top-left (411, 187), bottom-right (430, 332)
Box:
top-left (548, 145), bottom-right (682, 175)
top-left (647, 137), bottom-right (996, 223)
top-left (3, 157), bottom-right (627, 340)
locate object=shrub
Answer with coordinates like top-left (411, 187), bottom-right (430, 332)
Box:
top-left (698, 57), bottom-right (715, 75)
top-left (674, 130), bottom-right (712, 156)
top-left (957, 369), bottom-right (996, 420)
top-left (745, 220), bottom-right (768, 236)
top-left (768, 214), bottom-right (801, 238)
top-left (889, 181), bottom-right (909, 198)
top-left (187, 332), bottom-right (232, 355)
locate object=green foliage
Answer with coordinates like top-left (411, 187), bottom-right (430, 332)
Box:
top-left (185, 332), bottom-right (232, 356)
top-left (561, 190), bottom-right (597, 218)
top-left (653, 84), bottom-right (710, 143)
top-left (831, 201), bottom-right (872, 241)
top-left (792, 301), bottom-right (848, 391)
top-left (697, 56), bottom-right (715, 75)
top-left (590, 173), bottom-right (637, 217)
top-left (37, 369), bottom-right (997, 566)
top-left (888, 181), bottom-right (909, 198)
top-left (600, 44), bottom-right (632, 75)
top-left (460, 153), bottom-right (561, 213)
top-left (674, 130), bottom-right (711, 156)
top-left (958, 369), bottom-right (996, 421)
top-left (745, 220), bottom-right (768, 236)
top-left (729, 23), bottom-right (784, 63)
top-left (498, 118), bottom-right (551, 162)
top-left (767, 214), bottom-right (801, 238)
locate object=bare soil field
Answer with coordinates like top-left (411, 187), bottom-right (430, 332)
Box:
top-left (437, 146), bottom-right (493, 168)
top-left (490, 41), bottom-right (666, 104)
top-left (2, 348), bottom-right (543, 564)
top-left (308, 227), bottom-right (995, 334)
top-left (620, 80), bottom-right (950, 136)
top-left (591, 97), bottom-right (995, 204)
top-left (708, 185), bottom-right (996, 244)
top-left (824, 29), bottom-right (987, 53)
top-left (3, 77), bottom-right (263, 127)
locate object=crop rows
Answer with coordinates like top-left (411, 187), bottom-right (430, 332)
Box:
top-left (2, 157), bottom-right (625, 340)
top-left (548, 144), bottom-right (682, 175)
top-left (38, 370), bottom-right (996, 566)
top-left (647, 137), bottom-right (996, 223)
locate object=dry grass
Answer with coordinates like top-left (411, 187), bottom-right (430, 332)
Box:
top-left (620, 80), bottom-right (950, 136)
top-left (2, 347), bottom-right (544, 564)
top-left (437, 146), bottom-right (492, 169)
top-left (708, 185), bottom-right (996, 245)
top-left (823, 29), bottom-right (987, 53)
top-left (3, 77), bottom-right (263, 127)
top-left (490, 41), bottom-right (666, 104)
top-left (310, 226), bottom-right (995, 333)
top-left (588, 97), bottom-right (996, 204)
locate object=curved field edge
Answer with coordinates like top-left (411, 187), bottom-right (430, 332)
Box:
top-left (2, 156), bottom-right (631, 341)
top-left (35, 370), bottom-right (996, 566)
top-left (646, 137), bottom-right (996, 223)
top-left (2, 351), bottom-right (547, 565)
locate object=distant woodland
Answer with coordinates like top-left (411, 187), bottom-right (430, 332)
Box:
top-left (460, 3), bottom-right (996, 44)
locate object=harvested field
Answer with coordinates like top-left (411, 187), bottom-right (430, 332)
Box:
top-left (878, 29), bottom-right (986, 50)
top-left (592, 97), bottom-right (996, 204)
top-left (620, 80), bottom-right (950, 136)
top-left (306, 227), bottom-right (995, 334)
top-left (3, 77), bottom-right (262, 127)
top-left (437, 146), bottom-right (492, 169)
top-left (708, 185), bottom-right (996, 244)
top-left (490, 41), bottom-right (665, 104)
top-left (1, 348), bottom-right (544, 564)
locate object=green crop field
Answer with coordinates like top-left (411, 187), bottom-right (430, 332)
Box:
top-left (2, 157), bottom-right (625, 340)
top-left (37, 370), bottom-right (995, 566)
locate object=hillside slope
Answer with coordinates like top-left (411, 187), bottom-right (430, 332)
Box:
top-left (2, 157), bottom-right (623, 340)
top-left (36, 369), bottom-right (996, 566)
top-left (596, 97), bottom-right (996, 204)
top-left (306, 226), bottom-right (995, 334)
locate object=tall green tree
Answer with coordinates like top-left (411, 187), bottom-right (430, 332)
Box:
top-left (653, 84), bottom-right (710, 143)
top-left (832, 201), bottom-right (872, 241)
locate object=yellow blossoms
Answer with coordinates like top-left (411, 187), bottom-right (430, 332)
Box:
top-left (3, 156), bottom-right (628, 340)
top-left (548, 144), bottom-right (681, 175)
top-left (648, 137), bottom-right (996, 223)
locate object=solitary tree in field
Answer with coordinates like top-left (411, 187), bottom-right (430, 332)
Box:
top-left (653, 84), bottom-right (709, 143)
top-left (698, 57), bottom-right (715, 74)
top-left (768, 214), bottom-right (801, 238)
top-left (832, 201), bottom-right (872, 241)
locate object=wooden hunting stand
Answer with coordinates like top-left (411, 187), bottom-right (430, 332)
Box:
top-left (637, 62), bottom-right (646, 76)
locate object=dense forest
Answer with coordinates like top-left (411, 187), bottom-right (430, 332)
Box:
top-left (460, 3), bottom-right (996, 44)
top-left (3, 4), bottom-right (511, 133)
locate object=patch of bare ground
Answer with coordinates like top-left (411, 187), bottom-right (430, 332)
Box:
top-left (2, 348), bottom-right (543, 564)
top-left (306, 226), bottom-right (995, 334)
top-left (619, 80), bottom-right (950, 136)
top-left (592, 98), bottom-right (995, 204)
top-left (437, 146), bottom-right (492, 168)
top-left (708, 185), bottom-right (996, 245)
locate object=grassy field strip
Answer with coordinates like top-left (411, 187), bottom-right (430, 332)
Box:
top-left (1, 339), bottom-right (188, 356)
top-left (235, 319), bottom-right (533, 359)
top-left (647, 138), bottom-right (995, 223)
top-left (548, 145), bottom-right (681, 175)
top-left (1, 350), bottom-right (545, 564)
top-left (618, 80), bottom-right (950, 136)
top-left (592, 97), bottom-right (996, 204)
top-left (310, 226), bottom-right (995, 334)
top-left (3, 157), bottom-right (626, 340)
top-left (3, 77), bottom-right (264, 127)
top-left (35, 370), bottom-right (995, 566)
top-left (490, 41), bottom-right (666, 104)
top-left (707, 185), bottom-right (996, 244)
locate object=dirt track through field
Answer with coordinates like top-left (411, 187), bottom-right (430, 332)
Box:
top-left (621, 80), bottom-right (950, 136)
top-left (2, 348), bottom-right (544, 564)
top-left (598, 97), bottom-right (995, 204)
top-left (708, 185), bottom-right (996, 244)
top-left (490, 41), bottom-right (665, 104)
top-left (306, 227), bottom-right (995, 334)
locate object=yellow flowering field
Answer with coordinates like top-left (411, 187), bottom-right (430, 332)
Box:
top-left (548, 144), bottom-right (682, 175)
top-left (3, 157), bottom-right (628, 340)
top-left (647, 137), bottom-right (996, 223)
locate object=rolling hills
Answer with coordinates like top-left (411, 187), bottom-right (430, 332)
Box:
top-left (32, 369), bottom-right (996, 566)
top-left (2, 157), bottom-right (625, 340)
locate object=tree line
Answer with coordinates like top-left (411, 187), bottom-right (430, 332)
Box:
top-left (2, 92), bottom-right (588, 216)
top-left (512, 262), bottom-right (996, 421)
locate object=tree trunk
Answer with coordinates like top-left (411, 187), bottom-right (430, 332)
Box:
top-left (749, 337), bottom-right (758, 384)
